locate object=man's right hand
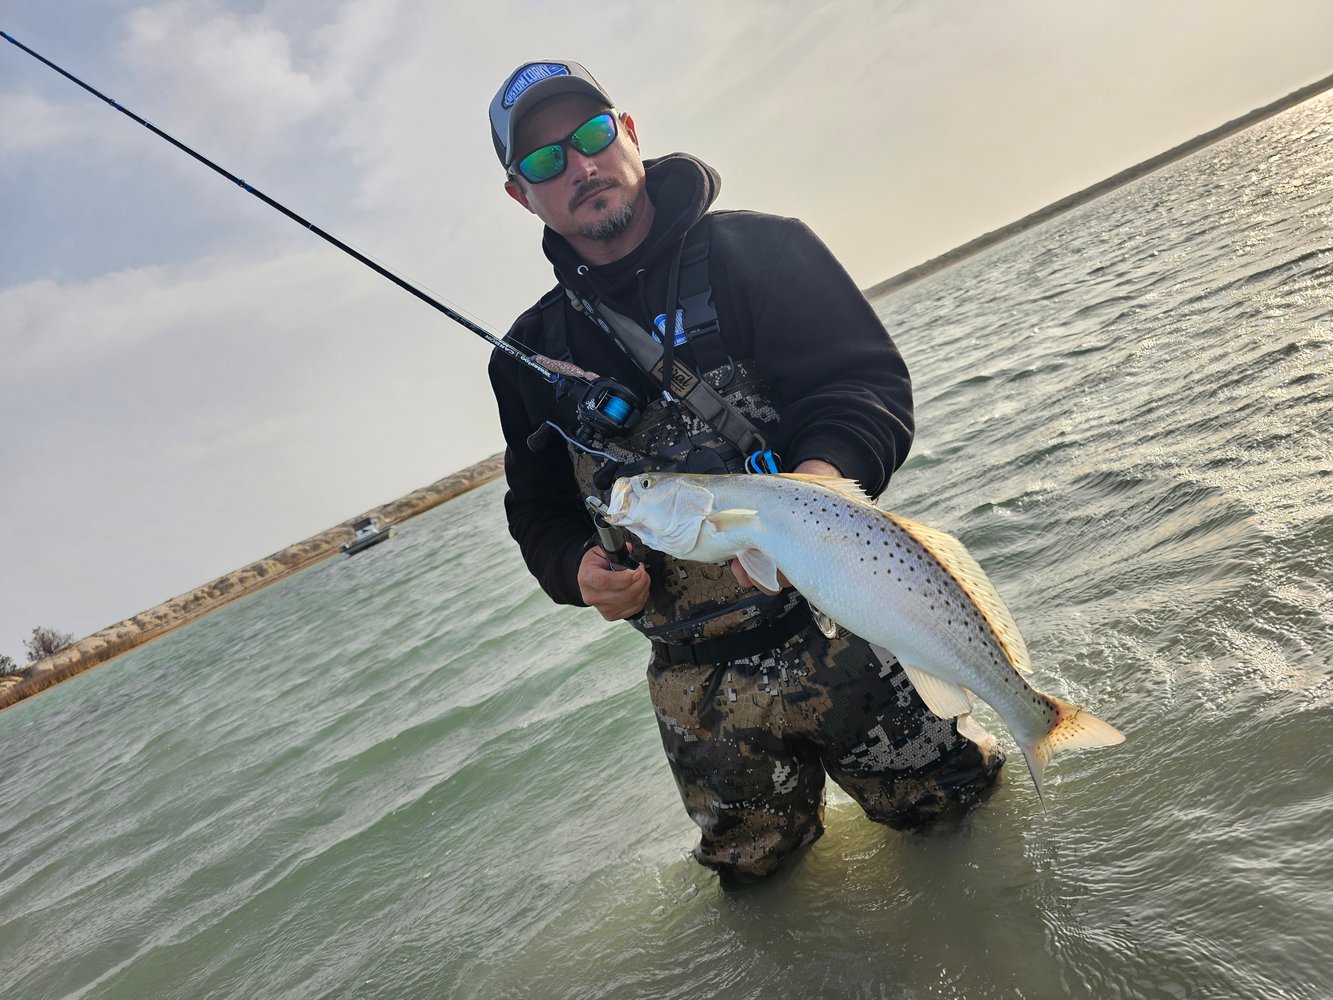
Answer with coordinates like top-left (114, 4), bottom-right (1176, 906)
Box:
top-left (578, 544), bottom-right (650, 621)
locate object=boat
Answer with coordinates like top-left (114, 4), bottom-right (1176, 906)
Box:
top-left (341, 517), bottom-right (394, 556)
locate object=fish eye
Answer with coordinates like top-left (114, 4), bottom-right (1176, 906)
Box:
top-left (640, 477), bottom-right (652, 489)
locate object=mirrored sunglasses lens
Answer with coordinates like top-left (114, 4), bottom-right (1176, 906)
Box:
top-left (519, 144), bottom-right (564, 182)
top-left (571, 114), bottom-right (617, 155)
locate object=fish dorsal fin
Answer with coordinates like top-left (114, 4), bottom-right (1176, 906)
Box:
top-left (775, 473), bottom-right (876, 507)
top-left (886, 513), bottom-right (1032, 674)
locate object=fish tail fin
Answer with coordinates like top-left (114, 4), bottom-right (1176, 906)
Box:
top-left (1019, 696), bottom-right (1125, 810)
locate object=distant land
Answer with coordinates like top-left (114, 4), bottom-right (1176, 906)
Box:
top-left (0, 454), bottom-right (505, 711)
top-left (5, 70), bottom-right (1333, 712)
top-left (863, 69), bottom-right (1333, 297)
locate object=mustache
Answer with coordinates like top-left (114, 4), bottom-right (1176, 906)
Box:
top-left (569, 178), bottom-right (619, 212)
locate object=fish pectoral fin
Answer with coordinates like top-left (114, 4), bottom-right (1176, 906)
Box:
top-left (736, 548), bottom-right (780, 592)
top-left (954, 711), bottom-right (993, 747)
top-left (899, 662), bottom-right (975, 719)
top-left (707, 508), bottom-right (759, 531)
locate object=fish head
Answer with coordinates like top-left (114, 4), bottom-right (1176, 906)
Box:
top-left (605, 473), bottom-right (717, 557)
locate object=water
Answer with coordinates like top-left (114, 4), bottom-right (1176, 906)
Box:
top-left (3, 96), bottom-right (1331, 1000)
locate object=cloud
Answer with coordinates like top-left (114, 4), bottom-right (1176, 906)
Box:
top-left (0, 262), bottom-right (221, 385)
top-left (0, 243), bottom-right (334, 394)
top-left (311, 0), bottom-right (401, 95)
top-left (0, 90), bottom-right (101, 154)
top-left (119, 1), bottom-right (333, 143)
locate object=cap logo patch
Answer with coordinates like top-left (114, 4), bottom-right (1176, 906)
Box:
top-left (504, 63), bottom-right (570, 108)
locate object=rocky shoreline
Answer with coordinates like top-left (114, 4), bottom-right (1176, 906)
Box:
top-left (0, 453), bottom-right (506, 713)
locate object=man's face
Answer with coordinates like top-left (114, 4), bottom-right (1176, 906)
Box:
top-left (504, 93), bottom-right (646, 243)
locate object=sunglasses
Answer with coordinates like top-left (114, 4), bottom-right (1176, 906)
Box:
top-left (511, 111), bottom-right (619, 184)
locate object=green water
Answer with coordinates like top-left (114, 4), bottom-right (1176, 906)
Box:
top-left (2, 98), bottom-right (1331, 1000)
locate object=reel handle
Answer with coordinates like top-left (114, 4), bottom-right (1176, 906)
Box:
top-left (526, 423), bottom-right (553, 452)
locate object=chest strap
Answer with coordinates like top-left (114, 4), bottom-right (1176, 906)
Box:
top-left (537, 284), bottom-right (571, 361)
top-left (673, 223), bottom-right (729, 374)
top-left (570, 290), bottom-right (767, 455)
top-left (538, 224), bottom-right (725, 373)
top-left (540, 218), bottom-right (763, 456)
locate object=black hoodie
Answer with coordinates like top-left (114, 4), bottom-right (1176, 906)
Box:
top-left (488, 153), bottom-right (914, 607)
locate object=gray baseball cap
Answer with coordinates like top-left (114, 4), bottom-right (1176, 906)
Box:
top-left (489, 61), bottom-right (615, 168)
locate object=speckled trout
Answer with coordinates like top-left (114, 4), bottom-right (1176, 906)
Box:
top-left (604, 471), bottom-right (1124, 802)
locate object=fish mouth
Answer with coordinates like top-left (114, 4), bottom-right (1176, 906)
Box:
top-left (603, 477), bottom-right (633, 523)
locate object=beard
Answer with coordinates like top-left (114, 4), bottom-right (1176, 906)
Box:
top-left (572, 181), bottom-right (635, 241)
top-left (579, 199), bottom-right (635, 241)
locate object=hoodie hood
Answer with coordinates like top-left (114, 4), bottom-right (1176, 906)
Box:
top-left (541, 153), bottom-right (721, 300)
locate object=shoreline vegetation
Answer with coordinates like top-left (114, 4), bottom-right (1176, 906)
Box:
top-left (5, 71), bottom-right (1332, 714)
top-left (0, 454), bottom-right (506, 712)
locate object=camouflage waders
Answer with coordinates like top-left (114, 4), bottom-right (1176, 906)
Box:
top-left (648, 627), bottom-right (1004, 881)
top-left (572, 358), bottom-right (1004, 882)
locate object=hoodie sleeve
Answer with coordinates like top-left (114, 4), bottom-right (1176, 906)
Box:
top-left (749, 219), bottom-right (914, 498)
top-left (487, 335), bottom-right (591, 608)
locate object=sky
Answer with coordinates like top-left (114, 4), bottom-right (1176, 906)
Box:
top-left (3, 0), bottom-right (1333, 659)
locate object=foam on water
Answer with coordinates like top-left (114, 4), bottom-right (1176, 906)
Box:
top-left (2, 97), bottom-right (1331, 1000)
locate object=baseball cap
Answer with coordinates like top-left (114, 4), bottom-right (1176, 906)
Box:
top-left (489, 61), bottom-right (615, 168)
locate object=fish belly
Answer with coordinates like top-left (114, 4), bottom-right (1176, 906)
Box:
top-left (759, 504), bottom-right (1047, 739)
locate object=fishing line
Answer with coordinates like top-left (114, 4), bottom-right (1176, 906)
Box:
top-left (0, 29), bottom-right (557, 384)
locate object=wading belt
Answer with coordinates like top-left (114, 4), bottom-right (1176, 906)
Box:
top-left (649, 595), bottom-right (816, 666)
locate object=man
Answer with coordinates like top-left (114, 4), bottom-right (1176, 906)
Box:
top-left (487, 61), bottom-right (1003, 885)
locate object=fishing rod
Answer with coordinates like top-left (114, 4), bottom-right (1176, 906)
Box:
top-left (1, 28), bottom-right (642, 443)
